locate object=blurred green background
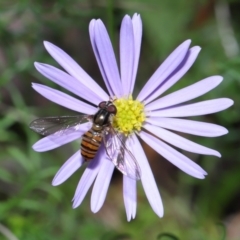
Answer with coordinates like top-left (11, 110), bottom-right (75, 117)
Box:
top-left (0, 0), bottom-right (239, 239)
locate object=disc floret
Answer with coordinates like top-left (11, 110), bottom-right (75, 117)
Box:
top-left (113, 96), bottom-right (146, 136)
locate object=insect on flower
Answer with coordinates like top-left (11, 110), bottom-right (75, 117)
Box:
top-left (30, 13), bottom-right (233, 221)
top-left (30, 100), bottom-right (141, 180)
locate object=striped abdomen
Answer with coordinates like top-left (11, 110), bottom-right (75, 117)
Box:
top-left (81, 129), bottom-right (102, 161)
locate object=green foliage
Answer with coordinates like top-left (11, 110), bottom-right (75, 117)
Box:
top-left (0, 0), bottom-right (239, 239)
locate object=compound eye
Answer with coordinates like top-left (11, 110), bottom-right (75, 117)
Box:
top-left (98, 101), bottom-right (106, 109)
top-left (107, 105), bottom-right (117, 115)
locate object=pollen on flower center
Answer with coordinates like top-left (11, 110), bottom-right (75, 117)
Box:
top-left (113, 96), bottom-right (146, 136)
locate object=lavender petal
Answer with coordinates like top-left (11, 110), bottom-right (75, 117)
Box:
top-left (145, 76), bottom-right (223, 111)
top-left (32, 122), bottom-right (91, 152)
top-left (148, 98), bottom-right (234, 117)
top-left (52, 151), bottom-right (84, 186)
top-left (137, 40), bottom-right (191, 103)
top-left (89, 20), bottom-right (114, 96)
top-left (142, 46), bottom-right (201, 105)
top-left (120, 15), bottom-right (134, 96)
top-left (139, 131), bottom-right (207, 179)
top-left (146, 117), bottom-right (228, 137)
top-left (130, 13), bottom-right (142, 93)
top-left (32, 83), bottom-right (96, 114)
top-left (35, 62), bottom-right (107, 105)
top-left (43, 41), bottom-right (108, 100)
top-left (91, 157), bottom-right (114, 213)
top-left (72, 147), bottom-right (104, 208)
top-left (94, 20), bottom-right (123, 97)
top-left (143, 123), bottom-right (221, 157)
top-left (123, 175), bottom-right (137, 221)
top-left (131, 134), bottom-right (164, 217)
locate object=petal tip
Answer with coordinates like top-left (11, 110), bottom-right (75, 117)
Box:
top-left (89, 19), bottom-right (96, 28)
top-left (72, 202), bottom-right (78, 209)
top-left (217, 75), bottom-right (224, 81)
top-left (222, 128), bottom-right (229, 135)
top-left (156, 209), bottom-right (164, 218)
top-left (181, 39), bottom-right (191, 49)
top-left (31, 82), bottom-right (38, 89)
top-left (34, 62), bottom-right (41, 70)
top-left (32, 146), bottom-right (38, 151)
top-left (229, 99), bottom-right (234, 106)
top-left (96, 19), bottom-right (103, 25)
top-left (223, 98), bottom-right (234, 108)
top-left (123, 14), bottom-right (131, 20)
top-left (191, 46), bottom-right (201, 53)
top-left (43, 40), bottom-right (51, 48)
top-left (201, 168), bottom-right (208, 176)
top-left (91, 208), bottom-right (98, 214)
top-left (32, 143), bottom-right (42, 152)
top-left (90, 201), bottom-right (98, 213)
top-left (197, 171), bottom-right (207, 179)
top-left (210, 150), bottom-right (221, 158)
top-left (132, 13), bottom-right (141, 21)
top-left (51, 180), bottom-right (59, 186)
top-left (52, 174), bottom-right (64, 186)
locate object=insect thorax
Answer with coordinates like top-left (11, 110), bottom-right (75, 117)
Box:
top-left (93, 108), bottom-right (112, 127)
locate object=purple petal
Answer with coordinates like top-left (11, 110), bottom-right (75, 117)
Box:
top-left (132, 134), bottom-right (164, 217)
top-left (89, 20), bottom-right (113, 96)
top-left (139, 131), bottom-right (207, 179)
top-left (91, 157), bottom-right (114, 213)
top-left (43, 41), bottom-right (108, 100)
top-left (72, 147), bottom-right (104, 208)
top-left (145, 76), bottom-right (223, 111)
top-left (32, 83), bottom-right (96, 114)
top-left (120, 15), bottom-right (134, 96)
top-left (33, 122), bottom-right (91, 152)
top-left (34, 62), bottom-right (107, 105)
top-left (52, 151), bottom-right (84, 186)
top-left (94, 20), bottom-right (123, 97)
top-left (130, 13), bottom-right (142, 93)
top-left (148, 98), bottom-right (234, 117)
top-left (142, 46), bottom-right (201, 105)
top-left (143, 123), bottom-right (220, 157)
top-left (137, 40), bottom-right (191, 103)
top-left (146, 117), bottom-right (228, 137)
top-left (123, 176), bottom-right (137, 221)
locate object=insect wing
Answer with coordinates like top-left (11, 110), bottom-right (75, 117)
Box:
top-left (103, 128), bottom-right (141, 180)
top-left (29, 115), bottom-right (90, 136)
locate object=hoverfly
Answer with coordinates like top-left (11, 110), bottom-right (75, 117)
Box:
top-left (30, 100), bottom-right (141, 180)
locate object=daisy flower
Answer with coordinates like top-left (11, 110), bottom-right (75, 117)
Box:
top-left (31, 13), bottom-right (233, 221)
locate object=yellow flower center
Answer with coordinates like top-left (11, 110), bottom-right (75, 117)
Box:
top-left (113, 96), bottom-right (146, 136)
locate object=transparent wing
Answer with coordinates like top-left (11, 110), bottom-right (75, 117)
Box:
top-left (103, 127), bottom-right (141, 180)
top-left (29, 115), bottom-right (90, 136)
